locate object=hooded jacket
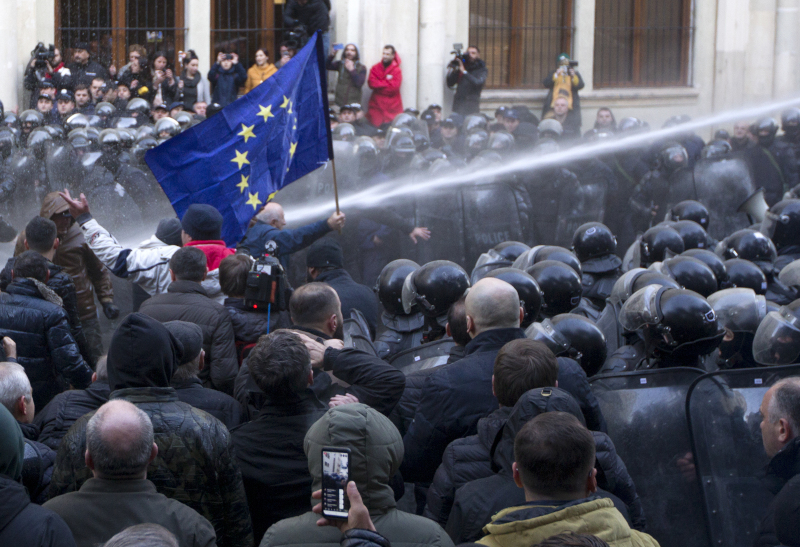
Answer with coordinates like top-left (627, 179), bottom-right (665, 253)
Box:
top-left (139, 280), bottom-right (238, 394)
top-left (477, 497), bottom-right (658, 547)
top-left (49, 313), bottom-right (254, 547)
top-left (0, 279), bottom-right (92, 408)
top-left (367, 54), bottom-right (403, 127)
top-left (261, 404), bottom-right (454, 547)
top-left (445, 388), bottom-right (644, 543)
top-left (327, 45), bottom-right (367, 107)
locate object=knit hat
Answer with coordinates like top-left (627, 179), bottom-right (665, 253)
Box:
top-left (306, 238), bottom-right (344, 269)
top-left (155, 217), bottom-right (183, 247)
top-left (181, 204), bottom-right (223, 241)
top-left (164, 321), bottom-right (203, 365)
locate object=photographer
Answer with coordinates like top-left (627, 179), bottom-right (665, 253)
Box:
top-left (24, 44), bottom-right (66, 108)
top-left (283, 0), bottom-right (331, 54)
top-left (542, 52), bottom-right (584, 130)
top-left (446, 45), bottom-right (487, 116)
top-left (208, 51), bottom-right (247, 107)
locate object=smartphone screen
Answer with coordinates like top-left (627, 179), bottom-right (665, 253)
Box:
top-left (321, 448), bottom-right (350, 519)
top-left (333, 43), bottom-right (344, 51)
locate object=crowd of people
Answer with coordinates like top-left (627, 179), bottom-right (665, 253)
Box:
top-left (3, 13), bottom-right (800, 547)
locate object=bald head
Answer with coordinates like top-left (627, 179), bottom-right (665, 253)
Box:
top-left (256, 202), bottom-right (287, 230)
top-left (86, 400), bottom-right (156, 479)
top-left (466, 278), bottom-right (522, 336)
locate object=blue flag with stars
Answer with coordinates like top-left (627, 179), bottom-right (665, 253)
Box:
top-left (145, 32), bottom-right (333, 246)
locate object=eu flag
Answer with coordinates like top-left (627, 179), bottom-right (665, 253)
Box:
top-left (145, 32), bottom-right (333, 246)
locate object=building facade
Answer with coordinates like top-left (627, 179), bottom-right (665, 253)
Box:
top-left (3, 0), bottom-right (798, 132)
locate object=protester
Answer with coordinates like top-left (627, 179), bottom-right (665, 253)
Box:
top-left (208, 51), bottom-right (247, 107)
top-left (180, 50), bottom-right (212, 111)
top-left (327, 44), bottom-right (367, 108)
top-left (367, 46), bottom-right (403, 127)
top-left (244, 48), bottom-right (278, 93)
top-left (67, 42), bottom-right (109, 88)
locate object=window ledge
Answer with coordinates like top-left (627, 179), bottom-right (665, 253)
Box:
top-left (482, 86), bottom-right (700, 102)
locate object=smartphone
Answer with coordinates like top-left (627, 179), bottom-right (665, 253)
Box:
top-left (321, 447), bottom-right (351, 520)
top-left (333, 43), bottom-right (344, 51)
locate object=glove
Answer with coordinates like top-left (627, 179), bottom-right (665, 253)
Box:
top-left (103, 302), bottom-right (120, 320)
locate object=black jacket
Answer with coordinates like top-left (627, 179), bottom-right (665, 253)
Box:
top-left (19, 422), bottom-right (57, 504)
top-left (139, 280), bottom-right (238, 394)
top-left (0, 257), bottom-right (92, 366)
top-left (447, 59), bottom-right (488, 116)
top-left (0, 279), bottom-right (92, 408)
top-left (35, 381), bottom-right (110, 451)
top-left (400, 328), bottom-right (526, 484)
top-left (556, 357), bottom-right (607, 433)
top-left (0, 474), bottom-right (76, 547)
top-left (756, 437), bottom-right (800, 547)
top-left (172, 376), bottom-right (246, 431)
top-left (283, 0), bottom-right (330, 33)
top-left (208, 63), bottom-right (247, 107)
top-left (231, 389), bottom-right (328, 543)
top-left (65, 60), bottom-right (109, 88)
top-left (225, 297), bottom-right (287, 343)
top-left (316, 269), bottom-right (380, 339)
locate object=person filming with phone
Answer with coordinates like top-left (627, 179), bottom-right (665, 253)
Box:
top-left (208, 50), bottom-right (247, 107)
top-left (327, 43), bottom-right (367, 109)
top-left (541, 52), bottom-right (585, 135)
top-left (446, 45), bottom-right (487, 116)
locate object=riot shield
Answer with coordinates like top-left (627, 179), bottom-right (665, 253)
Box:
top-left (693, 157), bottom-right (755, 240)
top-left (460, 181), bottom-right (527, 269)
top-left (412, 185), bottom-right (467, 266)
top-left (590, 368), bottom-right (708, 547)
top-left (554, 180), bottom-right (608, 245)
top-left (388, 339), bottom-right (455, 374)
top-left (686, 364), bottom-right (800, 547)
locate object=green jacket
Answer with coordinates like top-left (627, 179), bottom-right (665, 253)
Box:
top-left (260, 403), bottom-right (453, 547)
top-left (49, 387), bottom-right (253, 547)
top-left (477, 497), bottom-right (659, 547)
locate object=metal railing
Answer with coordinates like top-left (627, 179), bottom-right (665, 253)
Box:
top-left (210, 0), bottom-right (286, 71)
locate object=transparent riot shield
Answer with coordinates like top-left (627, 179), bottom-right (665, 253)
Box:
top-left (686, 364), bottom-right (800, 547)
top-left (413, 186), bottom-right (468, 266)
top-left (590, 368), bottom-right (708, 547)
top-left (388, 339), bottom-right (455, 374)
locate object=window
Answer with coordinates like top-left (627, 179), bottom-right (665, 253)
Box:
top-left (56, 0), bottom-right (185, 70)
top-left (469, 0), bottom-right (574, 89)
top-left (593, 0), bottom-right (692, 88)
top-left (211, 0), bottom-right (285, 71)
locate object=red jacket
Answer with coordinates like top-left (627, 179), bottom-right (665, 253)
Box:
top-left (367, 53), bottom-right (403, 127)
top-left (185, 240), bottom-right (235, 271)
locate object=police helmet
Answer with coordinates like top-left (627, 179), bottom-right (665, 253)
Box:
top-left (701, 140), bottom-right (732, 160)
top-left (463, 115), bottom-right (488, 135)
top-left (487, 131), bottom-right (515, 153)
top-left (401, 260), bottom-right (470, 317)
top-left (19, 110), bottom-right (45, 131)
top-left (484, 267), bottom-right (542, 327)
top-left (136, 124), bottom-right (157, 142)
top-left (722, 259), bottom-right (768, 294)
top-left (671, 220), bottom-right (708, 250)
top-left (0, 129), bottom-right (17, 159)
top-left (494, 241), bottom-right (530, 263)
top-left (377, 259), bottom-right (420, 316)
top-left (659, 256), bottom-right (718, 297)
top-left (174, 111), bottom-right (194, 129)
top-left (658, 143), bottom-right (688, 173)
top-left (333, 123), bottom-right (356, 142)
top-left (707, 288), bottom-right (767, 335)
top-left (537, 119), bottom-right (563, 139)
top-left (131, 136), bottom-right (158, 161)
top-left (154, 117), bottom-right (181, 139)
top-left (95, 101), bottom-right (116, 120)
top-left (681, 249), bottom-right (727, 285)
top-left (779, 260), bottom-right (800, 290)
top-left (4, 112), bottom-right (18, 129)
top-left (27, 127), bottom-right (53, 159)
top-left (466, 130), bottom-right (489, 152)
top-left (126, 98), bottom-right (151, 117)
top-left (526, 260), bottom-right (582, 318)
top-left (640, 225), bottom-right (685, 266)
top-left (753, 306), bottom-right (800, 365)
top-left (717, 229), bottom-right (777, 265)
top-left (617, 117), bottom-right (643, 133)
top-left (549, 314), bottom-right (608, 376)
top-left (781, 107), bottom-right (800, 132)
top-left (609, 268), bottom-right (681, 306)
top-left (572, 222), bottom-right (621, 273)
top-left (761, 200), bottom-right (800, 249)
top-left (64, 113), bottom-right (90, 133)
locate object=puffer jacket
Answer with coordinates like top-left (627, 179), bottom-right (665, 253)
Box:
top-left (0, 475), bottom-right (76, 547)
top-left (0, 256), bottom-right (92, 365)
top-left (477, 497), bottom-right (658, 547)
top-left (261, 403), bottom-right (454, 547)
top-left (444, 388), bottom-right (644, 543)
top-left (139, 280), bottom-right (238, 394)
top-left (35, 380), bottom-right (110, 450)
top-left (0, 279), bottom-right (92, 408)
top-left (35, 194), bottom-right (114, 322)
top-left (49, 386), bottom-right (253, 547)
top-left (23, 436), bottom-right (57, 504)
top-left (76, 215), bottom-right (178, 296)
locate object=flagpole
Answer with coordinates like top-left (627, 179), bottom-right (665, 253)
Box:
top-left (331, 158), bottom-right (341, 215)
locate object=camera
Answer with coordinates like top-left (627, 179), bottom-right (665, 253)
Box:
top-left (244, 241), bottom-right (291, 313)
top-left (449, 43), bottom-right (467, 69)
top-left (33, 43), bottom-right (55, 70)
top-left (224, 54), bottom-right (234, 61)
top-left (569, 60), bottom-right (579, 68)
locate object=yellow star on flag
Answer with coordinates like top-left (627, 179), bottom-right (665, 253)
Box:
top-left (280, 96), bottom-right (290, 109)
top-left (257, 104), bottom-right (274, 122)
top-left (289, 141), bottom-right (298, 159)
top-left (268, 190), bottom-right (278, 201)
top-left (245, 191), bottom-right (262, 210)
top-left (231, 150), bottom-right (250, 169)
top-left (236, 174), bottom-right (249, 193)
top-left (238, 124), bottom-right (256, 143)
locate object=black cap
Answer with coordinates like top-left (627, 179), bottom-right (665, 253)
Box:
top-left (39, 81), bottom-right (55, 89)
top-left (504, 108), bottom-right (520, 121)
top-left (153, 103), bottom-right (168, 111)
top-left (57, 89), bottom-right (75, 102)
top-left (37, 93), bottom-right (53, 102)
top-left (442, 117), bottom-right (457, 127)
top-left (306, 238), bottom-right (344, 269)
top-left (181, 204), bottom-right (224, 241)
top-left (168, 101), bottom-right (184, 112)
top-left (348, 103), bottom-right (362, 112)
top-left (74, 41), bottom-right (90, 52)
top-left (155, 218), bottom-right (183, 246)
top-left (164, 321), bottom-right (204, 364)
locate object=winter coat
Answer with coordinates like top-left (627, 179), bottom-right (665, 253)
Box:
top-left (208, 62), bottom-right (247, 107)
top-left (0, 474), bottom-right (76, 547)
top-left (139, 280), bottom-right (239, 394)
top-left (225, 297), bottom-right (286, 343)
top-left (476, 497), bottom-right (658, 547)
top-left (172, 376), bottom-right (246, 431)
top-left (389, 366), bottom-right (438, 437)
top-left (66, 60), bottom-right (109, 88)
top-left (283, 0), bottom-right (330, 34)
top-left (367, 55), bottom-right (403, 127)
top-left (0, 256), bottom-right (92, 365)
top-left (327, 51), bottom-right (367, 107)
top-left (315, 268), bottom-right (380, 338)
top-left (556, 357), bottom-right (607, 433)
top-left (447, 59), bottom-right (488, 116)
top-left (77, 215), bottom-right (179, 296)
top-left (755, 436), bottom-right (800, 547)
top-left (400, 328), bottom-right (526, 484)
top-left (244, 63), bottom-right (278, 93)
top-left (0, 279), bottom-right (92, 408)
top-left (261, 403), bottom-right (454, 547)
top-left (232, 390), bottom-right (328, 543)
top-left (44, 478), bottom-right (217, 547)
top-left (239, 218), bottom-right (331, 270)
top-left (35, 381), bottom-right (110, 451)
top-left (184, 240), bottom-right (237, 304)
top-left (181, 71), bottom-right (212, 110)
top-left (37, 194), bottom-right (114, 322)
top-left (49, 386), bottom-right (253, 547)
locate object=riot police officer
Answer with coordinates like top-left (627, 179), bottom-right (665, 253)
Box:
top-left (762, 199), bottom-right (800, 271)
top-left (373, 259), bottom-right (426, 359)
top-left (745, 118), bottom-right (799, 206)
top-left (572, 222), bottom-right (622, 318)
top-left (708, 288), bottom-right (767, 369)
